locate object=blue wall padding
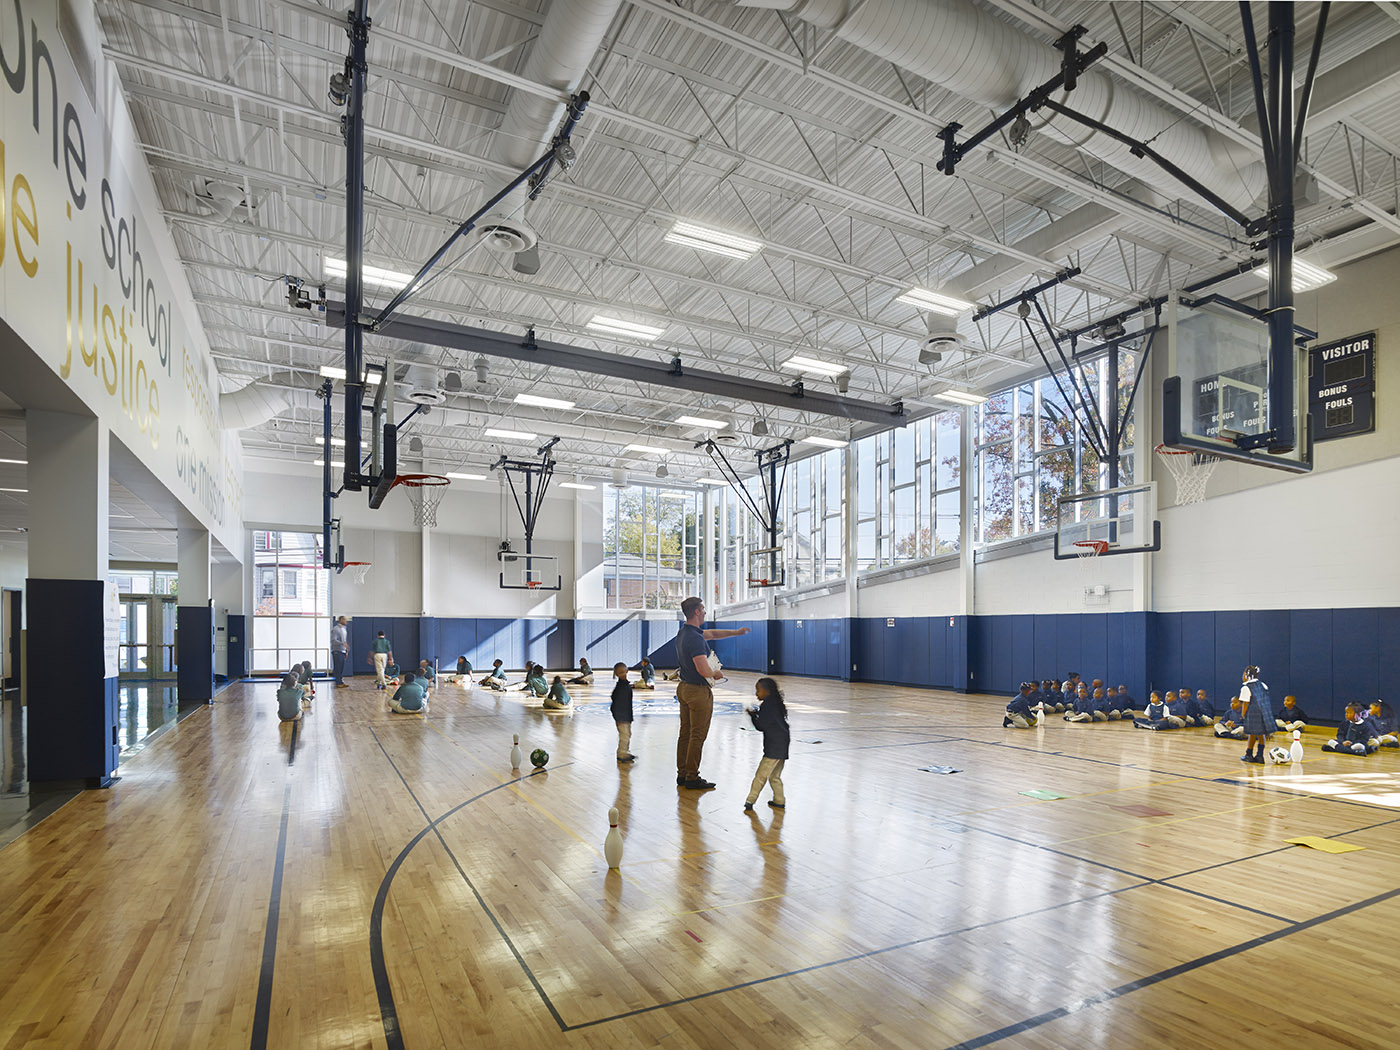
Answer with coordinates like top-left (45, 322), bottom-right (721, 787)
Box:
top-left (340, 606), bottom-right (1390, 717)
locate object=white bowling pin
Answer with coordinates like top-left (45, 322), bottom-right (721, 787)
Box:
top-left (1290, 730), bottom-right (1304, 764)
top-left (604, 807), bottom-right (623, 868)
top-left (510, 734), bottom-right (522, 769)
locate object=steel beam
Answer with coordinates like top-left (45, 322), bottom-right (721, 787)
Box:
top-left (325, 303), bottom-right (906, 428)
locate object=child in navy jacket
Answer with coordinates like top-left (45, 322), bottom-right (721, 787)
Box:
top-left (745, 678), bottom-right (790, 810)
top-left (1004, 683), bottom-right (1040, 728)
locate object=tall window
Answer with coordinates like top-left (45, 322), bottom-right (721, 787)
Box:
top-left (855, 411), bottom-right (961, 570)
top-left (974, 353), bottom-right (1135, 545)
top-left (252, 531), bottom-right (330, 672)
top-left (784, 448), bottom-right (844, 589)
top-left (602, 485), bottom-right (702, 609)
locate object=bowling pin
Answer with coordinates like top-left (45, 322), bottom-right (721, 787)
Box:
top-left (510, 734), bottom-right (522, 769)
top-left (1290, 729), bottom-right (1304, 764)
top-left (604, 807), bottom-right (623, 868)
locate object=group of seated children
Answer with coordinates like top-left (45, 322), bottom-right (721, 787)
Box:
top-left (460, 655), bottom-right (662, 695)
top-left (1321, 701), bottom-right (1399, 755)
top-left (1004, 673), bottom-right (1220, 730)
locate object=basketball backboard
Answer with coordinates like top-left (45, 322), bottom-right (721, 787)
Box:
top-left (498, 549), bottom-right (561, 591)
top-left (1052, 481), bottom-right (1160, 559)
top-left (1162, 296), bottom-right (1312, 473)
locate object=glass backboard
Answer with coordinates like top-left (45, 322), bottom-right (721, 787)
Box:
top-left (1162, 295), bottom-right (1312, 473)
top-left (1053, 482), bottom-right (1160, 559)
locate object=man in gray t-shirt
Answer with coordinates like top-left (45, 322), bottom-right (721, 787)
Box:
top-left (674, 596), bottom-right (750, 790)
top-left (330, 616), bottom-right (349, 686)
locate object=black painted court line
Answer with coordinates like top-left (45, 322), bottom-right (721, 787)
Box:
top-left (250, 780), bottom-right (293, 1050)
top-left (287, 719), bottom-right (299, 765)
top-left (366, 727), bottom-right (565, 1048)
top-left (559, 881), bottom-right (1150, 1031)
top-left (938, 883), bottom-right (1400, 1050)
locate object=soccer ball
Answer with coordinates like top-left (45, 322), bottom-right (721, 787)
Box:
top-left (529, 748), bottom-right (549, 769)
top-left (1268, 746), bottom-right (1290, 764)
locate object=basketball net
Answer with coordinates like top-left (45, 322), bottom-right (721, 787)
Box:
top-left (346, 562), bottom-right (372, 585)
top-left (1155, 443), bottom-right (1218, 505)
top-left (1074, 540), bottom-right (1109, 606)
top-left (397, 475), bottom-right (451, 528)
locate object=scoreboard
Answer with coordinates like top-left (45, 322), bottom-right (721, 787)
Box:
top-left (1308, 332), bottom-right (1376, 441)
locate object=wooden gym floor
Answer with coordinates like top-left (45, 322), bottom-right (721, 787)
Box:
top-left (1, 672), bottom-right (1397, 1049)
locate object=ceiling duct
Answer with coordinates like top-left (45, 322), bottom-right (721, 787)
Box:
top-left (476, 0), bottom-right (623, 264)
top-left (739, 0), bottom-right (1266, 210)
top-left (218, 371), bottom-right (318, 430)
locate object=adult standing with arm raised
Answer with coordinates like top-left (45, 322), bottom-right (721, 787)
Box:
top-left (674, 596), bottom-right (750, 791)
top-left (331, 616), bottom-right (350, 687)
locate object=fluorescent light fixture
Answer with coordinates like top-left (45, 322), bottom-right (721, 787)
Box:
top-left (931, 388), bottom-right (988, 406)
top-left (658, 491), bottom-right (690, 500)
top-left (0, 458), bottom-right (26, 465)
top-left (313, 459), bottom-right (345, 469)
top-left (514, 393), bottom-right (576, 410)
top-left (325, 257), bottom-right (413, 290)
top-left (696, 477), bottom-right (728, 486)
top-left (445, 472), bottom-right (487, 481)
top-left (559, 481), bottom-right (596, 490)
top-left (896, 287), bottom-right (974, 316)
top-left (586, 315), bottom-right (666, 341)
top-left (318, 364), bottom-right (381, 384)
top-left (664, 221), bottom-right (762, 260)
top-left (1252, 258), bottom-right (1337, 292)
top-left (314, 436), bottom-right (347, 447)
top-left (801, 436), bottom-right (848, 448)
top-left (624, 443), bottom-right (669, 455)
top-left (676, 415), bottom-right (728, 429)
top-left (782, 354), bottom-right (848, 378)
top-left (484, 428), bottom-right (538, 441)
top-left (0, 486), bottom-right (27, 493)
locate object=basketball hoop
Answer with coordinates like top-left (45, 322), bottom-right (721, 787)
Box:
top-left (1155, 443), bottom-right (1218, 505)
top-left (1073, 540), bottom-right (1109, 607)
top-left (525, 580), bottom-right (542, 589)
top-left (344, 561), bottom-right (372, 585)
top-left (395, 474), bottom-right (450, 527)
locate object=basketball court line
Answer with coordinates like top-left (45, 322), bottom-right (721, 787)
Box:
top-left (936, 883), bottom-right (1400, 1050)
top-left (350, 710), bottom-right (1400, 1043)
top-left (250, 780), bottom-right (293, 1050)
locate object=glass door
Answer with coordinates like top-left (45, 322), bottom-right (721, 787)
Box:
top-left (118, 597), bottom-right (179, 680)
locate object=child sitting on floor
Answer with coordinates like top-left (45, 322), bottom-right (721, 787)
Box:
top-left (635, 657), bottom-right (657, 690)
top-left (1092, 686), bottom-right (1121, 722)
top-left (1276, 695), bottom-right (1309, 732)
top-left (1213, 697), bottom-right (1245, 738)
top-left (544, 675), bottom-right (572, 710)
top-left (1322, 705), bottom-right (1374, 756)
top-left (568, 659), bottom-right (595, 686)
top-left (454, 655), bottom-right (472, 684)
top-left (1182, 689), bottom-right (1214, 727)
top-left (480, 659), bottom-right (508, 691)
top-left (1365, 700), bottom-right (1397, 749)
top-left (522, 663), bottom-right (549, 697)
top-left (1003, 683), bottom-right (1039, 729)
top-left (1064, 685), bottom-right (1095, 722)
top-left (389, 672), bottom-right (427, 715)
top-left (277, 672), bottom-right (304, 722)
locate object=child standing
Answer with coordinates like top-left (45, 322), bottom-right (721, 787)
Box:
top-left (745, 677), bottom-right (789, 810)
top-left (611, 663), bottom-right (636, 762)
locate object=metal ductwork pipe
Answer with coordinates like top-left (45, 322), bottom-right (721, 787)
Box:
top-left (477, 0), bottom-right (624, 254)
top-left (737, 0), bottom-right (1267, 209)
top-left (946, 181), bottom-right (1156, 299)
top-left (218, 372), bottom-right (319, 430)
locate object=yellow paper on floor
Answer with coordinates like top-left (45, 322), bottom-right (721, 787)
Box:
top-left (1285, 835), bottom-right (1366, 854)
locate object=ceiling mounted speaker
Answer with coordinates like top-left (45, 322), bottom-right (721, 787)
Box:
top-left (752, 417), bottom-right (769, 437)
top-left (512, 245), bottom-right (541, 275)
top-left (473, 356), bottom-right (489, 384)
top-left (609, 469), bottom-right (628, 489)
top-left (656, 463), bottom-right (669, 478)
top-left (443, 371), bottom-right (463, 392)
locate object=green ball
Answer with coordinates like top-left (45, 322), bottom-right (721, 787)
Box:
top-left (529, 748), bottom-right (549, 769)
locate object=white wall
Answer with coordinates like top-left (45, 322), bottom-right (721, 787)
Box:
top-left (973, 543), bottom-right (1138, 615)
top-left (860, 561), bottom-right (964, 617)
top-left (244, 464), bottom-right (580, 618)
